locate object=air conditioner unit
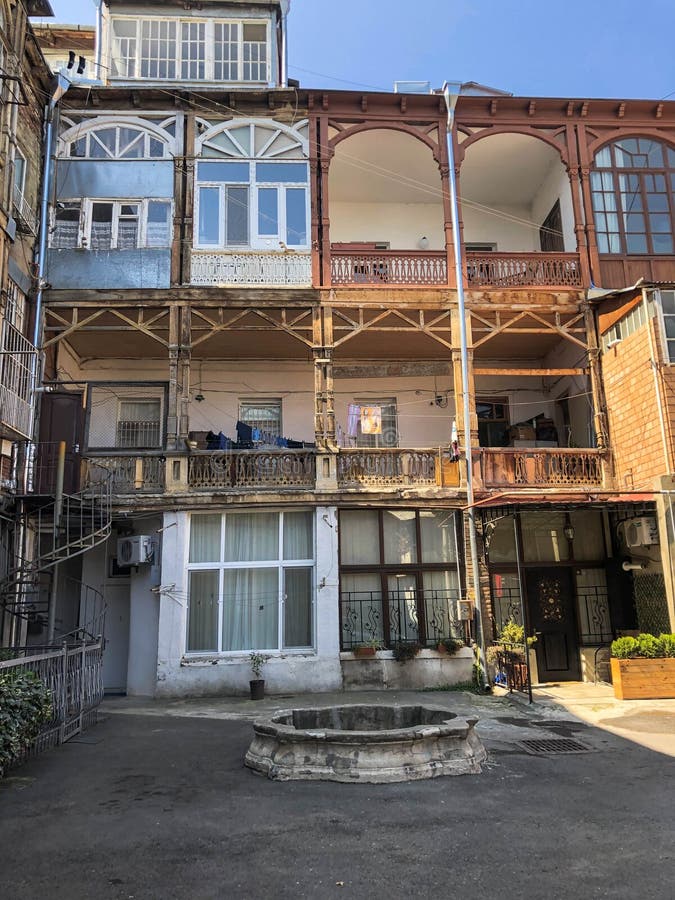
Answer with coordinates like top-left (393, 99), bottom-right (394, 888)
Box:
top-left (624, 517), bottom-right (658, 549)
top-left (117, 535), bottom-right (154, 566)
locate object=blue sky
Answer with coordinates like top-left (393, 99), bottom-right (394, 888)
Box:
top-left (40, 0), bottom-right (675, 100)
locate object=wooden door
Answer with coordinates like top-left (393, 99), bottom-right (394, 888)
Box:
top-left (36, 392), bottom-right (84, 493)
top-left (526, 568), bottom-right (581, 682)
top-left (102, 584), bottom-right (130, 694)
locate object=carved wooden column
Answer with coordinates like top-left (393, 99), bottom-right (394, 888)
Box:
top-left (582, 303), bottom-right (608, 451)
top-left (167, 303), bottom-right (180, 450)
top-left (178, 303), bottom-right (192, 443)
top-left (318, 116), bottom-right (333, 288)
top-left (181, 112), bottom-right (197, 288)
top-left (564, 124), bottom-right (591, 288)
top-left (309, 115), bottom-right (321, 288)
top-left (576, 124), bottom-right (602, 286)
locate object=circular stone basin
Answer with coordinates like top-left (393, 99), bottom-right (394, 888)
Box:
top-left (244, 704), bottom-right (487, 783)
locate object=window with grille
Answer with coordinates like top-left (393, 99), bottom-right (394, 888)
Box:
top-left (354, 398), bottom-right (398, 448)
top-left (239, 400), bottom-right (282, 441)
top-left (5, 280), bottom-right (26, 332)
top-left (116, 399), bottom-right (162, 448)
top-left (591, 138), bottom-right (675, 255)
top-left (111, 16), bottom-right (270, 83)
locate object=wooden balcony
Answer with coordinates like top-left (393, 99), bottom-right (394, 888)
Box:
top-left (337, 448), bottom-right (459, 490)
top-left (466, 252), bottom-right (583, 288)
top-left (480, 448), bottom-right (607, 489)
top-left (82, 453), bottom-right (165, 493)
top-left (330, 250), bottom-right (447, 286)
top-left (188, 449), bottom-right (316, 491)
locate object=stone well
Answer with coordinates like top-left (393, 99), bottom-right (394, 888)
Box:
top-left (244, 704), bottom-right (487, 783)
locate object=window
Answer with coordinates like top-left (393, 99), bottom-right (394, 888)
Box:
top-left (591, 138), bottom-right (675, 255)
top-left (195, 160), bottom-right (309, 249)
top-left (13, 150), bottom-right (26, 198)
top-left (51, 200), bottom-right (172, 250)
top-left (4, 280), bottom-right (26, 333)
top-left (186, 511), bottom-right (314, 653)
top-left (111, 16), bottom-right (269, 83)
top-left (600, 295), bottom-right (656, 352)
top-left (339, 509), bottom-right (463, 649)
top-left (658, 290), bottom-right (675, 363)
top-left (116, 399), bottom-right (162, 448)
top-left (477, 398), bottom-right (509, 447)
top-left (354, 398), bottom-right (398, 448)
top-left (66, 124), bottom-right (168, 159)
top-left (239, 400), bottom-right (281, 442)
top-left (539, 199), bottom-right (564, 252)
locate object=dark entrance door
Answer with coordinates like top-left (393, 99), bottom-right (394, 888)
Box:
top-left (526, 567), bottom-right (580, 682)
top-left (36, 392), bottom-right (84, 494)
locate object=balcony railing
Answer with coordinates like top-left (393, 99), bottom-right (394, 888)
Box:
top-left (466, 252), bottom-right (582, 288)
top-left (82, 453), bottom-right (165, 493)
top-left (331, 250), bottom-right (447, 286)
top-left (190, 250), bottom-right (312, 286)
top-left (337, 448), bottom-right (459, 490)
top-left (188, 450), bottom-right (316, 490)
top-left (12, 184), bottom-right (38, 235)
top-left (340, 589), bottom-right (463, 650)
top-left (480, 448), bottom-right (606, 488)
top-left (0, 320), bottom-right (37, 439)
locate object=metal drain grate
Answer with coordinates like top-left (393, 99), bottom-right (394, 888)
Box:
top-left (518, 738), bottom-right (592, 755)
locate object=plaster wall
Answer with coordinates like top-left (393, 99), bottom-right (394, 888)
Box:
top-left (461, 203), bottom-right (535, 251)
top-left (341, 648), bottom-right (473, 690)
top-left (329, 202), bottom-right (445, 250)
top-left (155, 507), bottom-right (343, 697)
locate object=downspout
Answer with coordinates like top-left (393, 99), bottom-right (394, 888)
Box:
top-left (442, 82), bottom-right (488, 689)
top-left (93, 0), bottom-right (104, 83)
top-left (279, 0), bottom-right (290, 88)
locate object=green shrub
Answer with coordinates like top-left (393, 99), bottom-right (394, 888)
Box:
top-left (611, 636), bottom-right (639, 658)
top-left (440, 637), bottom-right (464, 655)
top-left (611, 633), bottom-right (675, 659)
top-left (658, 634), bottom-right (675, 658)
top-left (392, 641), bottom-right (421, 663)
top-left (635, 633), bottom-right (662, 658)
top-left (0, 670), bottom-right (52, 777)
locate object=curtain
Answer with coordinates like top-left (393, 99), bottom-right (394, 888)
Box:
top-left (189, 514), bottom-right (221, 563)
top-left (420, 510), bottom-right (457, 563)
top-left (340, 510), bottom-right (379, 565)
top-left (224, 512), bottom-right (278, 562)
top-left (520, 512), bottom-right (569, 562)
top-left (423, 571), bottom-right (460, 641)
top-left (340, 572), bottom-right (383, 645)
top-left (283, 511), bottom-right (312, 560)
top-left (387, 573), bottom-right (419, 643)
top-left (284, 567), bottom-right (312, 647)
top-left (222, 567), bottom-right (278, 651)
top-left (187, 570), bottom-right (219, 651)
top-left (383, 510), bottom-right (417, 565)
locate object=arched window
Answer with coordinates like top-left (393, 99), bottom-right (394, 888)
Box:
top-left (64, 124), bottom-right (169, 159)
top-left (591, 138), bottom-right (675, 255)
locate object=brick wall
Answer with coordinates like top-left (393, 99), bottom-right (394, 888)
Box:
top-left (602, 319), bottom-right (674, 489)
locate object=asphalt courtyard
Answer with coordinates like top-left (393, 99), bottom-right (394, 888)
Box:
top-left (1, 688), bottom-right (674, 900)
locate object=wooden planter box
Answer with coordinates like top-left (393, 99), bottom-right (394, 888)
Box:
top-left (610, 657), bottom-right (675, 700)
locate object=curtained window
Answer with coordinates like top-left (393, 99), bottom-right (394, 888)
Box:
top-left (186, 510), bottom-right (314, 653)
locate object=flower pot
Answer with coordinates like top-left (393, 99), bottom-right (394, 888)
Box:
top-left (610, 657), bottom-right (675, 700)
top-left (250, 679), bottom-right (265, 700)
top-left (353, 647), bottom-right (377, 658)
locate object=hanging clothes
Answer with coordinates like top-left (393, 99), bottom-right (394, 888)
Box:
top-left (347, 404), bottom-right (361, 437)
top-left (360, 406), bottom-right (382, 435)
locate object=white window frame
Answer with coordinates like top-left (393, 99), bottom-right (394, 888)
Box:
top-left (13, 149), bottom-right (26, 196)
top-left (51, 198), bottom-right (173, 250)
top-left (110, 16), bottom-right (270, 83)
top-left (354, 397), bottom-right (398, 449)
top-left (185, 510), bottom-right (315, 655)
top-left (66, 124), bottom-right (168, 159)
top-left (194, 161), bottom-right (310, 250)
top-left (655, 289), bottom-right (675, 364)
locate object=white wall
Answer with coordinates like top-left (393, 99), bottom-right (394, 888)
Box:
top-left (330, 202), bottom-right (445, 250)
top-left (461, 203), bottom-right (536, 251)
top-left (156, 507), bottom-right (343, 697)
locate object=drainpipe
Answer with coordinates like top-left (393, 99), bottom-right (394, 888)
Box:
top-left (442, 82), bottom-right (488, 689)
top-left (279, 0), bottom-right (290, 88)
top-left (93, 0), bottom-right (104, 83)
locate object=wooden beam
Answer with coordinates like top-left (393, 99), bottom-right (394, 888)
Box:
top-left (473, 367), bottom-right (587, 376)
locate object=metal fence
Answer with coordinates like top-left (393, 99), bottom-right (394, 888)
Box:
top-left (0, 638), bottom-right (104, 762)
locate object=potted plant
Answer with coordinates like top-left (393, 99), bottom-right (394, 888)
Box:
top-left (352, 639), bottom-right (382, 658)
top-left (392, 641), bottom-right (422, 663)
top-left (249, 651), bottom-right (270, 700)
top-left (437, 637), bottom-right (464, 655)
top-left (610, 633), bottom-right (675, 699)
top-left (487, 620), bottom-right (536, 691)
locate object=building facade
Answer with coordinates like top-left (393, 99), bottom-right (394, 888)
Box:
top-left (15, 0), bottom-right (675, 695)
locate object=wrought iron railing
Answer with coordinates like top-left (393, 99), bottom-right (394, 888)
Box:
top-left (337, 448), bottom-right (458, 489)
top-left (12, 184), bottom-right (38, 235)
top-left (340, 589), bottom-right (463, 650)
top-left (188, 449), bottom-right (316, 490)
top-left (190, 250), bottom-right (312, 286)
top-left (0, 638), bottom-right (104, 760)
top-left (465, 251), bottom-right (582, 288)
top-left (83, 452), bottom-right (165, 494)
top-left (491, 641), bottom-right (529, 692)
top-left (480, 448), bottom-right (605, 487)
top-left (0, 319), bottom-right (37, 439)
top-left (331, 250), bottom-right (447, 286)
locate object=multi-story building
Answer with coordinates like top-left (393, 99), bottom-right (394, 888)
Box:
top-left (24, 0), bottom-right (675, 695)
top-left (0, 0), bottom-right (55, 646)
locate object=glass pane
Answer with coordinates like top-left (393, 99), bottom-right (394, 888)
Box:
top-left (420, 510), bottom-right (457, 563)
top-left (146, 201), bottom-right (171, 247)
top-left (283, 511), bottom-right (312, 560)
top-left (187, 570), bottom-right (219, 651)
top-left (224, 512), bottom-right (279, 562)
top-left (649, 213), bottom-right (671, 233)
top-left (664, 317), bottom-right (675, 338)
top-left (258, 187), bottom-right (278, 235)
top-left (90, 202), bottom-right (113, 249)
top-left (198, 187), bottom-right (220, 245)
top-left (575, 569), bottom-right (612, 643)
top-left (661, 291), bottom-right (675, 315)
top-left (243, 23), bottom-right (267, 42)
top-left (284, 567), bottom-right (312, 647)
top-left (623, 212), bottom-right (645, 231)
top-left (387, 573), bottom-right (419, 643)
top-left (423, 570), bottom-right (461, 642)
top-left (383, 510), bottom-right (417, 564)
top-left (226, 186), bottom-right (248, 244)
top-left (654, 234), bottom-right (674, 254)
top-left (189, 514), bottom-right (221, 562)
top-left (521, 511), bottom-right (569, 562)
top-left (285, 188), bottom-right (306, 244)
top-left (647, 193), bottom-right (668, 212)
top-left (486, 517), bottom-right (516, 563)
top-left (626, 233), bottom-right (648, 253)
top-left (197, 161), bottom-right (249, 183)
top-left (569, 511), bottom-right (605, 560)
top-left (256, 163), bottom-right (308, 183)
top-left (491, 573), bottom-right (523, 631)
top-left (594, 147), bottom-right (611, 167)
top-left (340, 572), bottom-right (383, 647)
top-left (339, 509), bottom-right (380, 564)
top-left (222, 567), bottom-right (278, 651)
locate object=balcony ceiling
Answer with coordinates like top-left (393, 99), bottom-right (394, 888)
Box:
top-left (460, 133), bottom-right (562, 206)
top-left (329, 130), bottom-right (442, 204)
